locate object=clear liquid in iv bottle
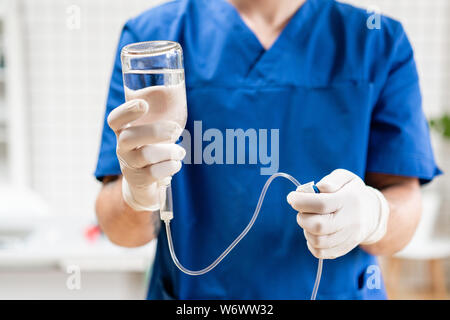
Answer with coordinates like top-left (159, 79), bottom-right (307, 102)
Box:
top-left (123, 69), bottom-right (187, 135)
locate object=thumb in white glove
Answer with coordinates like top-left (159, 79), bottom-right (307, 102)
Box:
top-left (107, 99), bottom-right (185, 212)
top-left (287, 169), bottom-right (390, 259)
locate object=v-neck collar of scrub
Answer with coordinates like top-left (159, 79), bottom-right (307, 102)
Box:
top-left (202, 0), bottom-right (326, 81)
top-left (221, 0), bottom-right (310, 52)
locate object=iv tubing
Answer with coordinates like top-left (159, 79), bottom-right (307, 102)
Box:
top-left (162, 172), bottom-right (323, 300)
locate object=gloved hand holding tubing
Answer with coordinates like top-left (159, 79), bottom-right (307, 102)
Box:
top-left (107, 99), bottom-right (185, 212)
top-left (287, 169), bottom-right (390, 259)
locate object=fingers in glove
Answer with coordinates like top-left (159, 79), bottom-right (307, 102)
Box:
top-left (107, 99), bottom-right (149, 132)
top-left (118, 120), bottom-right (182, 151)
top-left (287, 191), bottom-right (343, 214)
top-left (316, 168), bottom-right (358, 193)
top-left (296, 212), bottom-right (343, 235)
top-left (121, 144), bottom-right (186, 169)
top-left (150, 160), bottom-right (183, 181)
top-left (303, 228), bottom-right (351, 249)
top-left (306, 238), bottom-right (358, 260)
top-left (121, 160), bottom-right (182, 185)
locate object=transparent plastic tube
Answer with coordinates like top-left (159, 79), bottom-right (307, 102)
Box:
top-left (162, 172), bottom-right (323, 300)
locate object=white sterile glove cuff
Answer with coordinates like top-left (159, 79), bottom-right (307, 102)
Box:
top-left (361, 186), bottom-right (390, 245)
top-left (122, 178), bottom-right (160, 212)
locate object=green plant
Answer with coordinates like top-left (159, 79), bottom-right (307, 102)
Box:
top-left (429, 114), bottom-right (450, 140)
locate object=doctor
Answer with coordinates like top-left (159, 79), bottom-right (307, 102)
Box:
top-left (95, 0), bottom-right (440, 299)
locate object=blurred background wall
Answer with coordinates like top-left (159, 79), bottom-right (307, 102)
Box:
top-left (0, 0), bottom-right (448, 299)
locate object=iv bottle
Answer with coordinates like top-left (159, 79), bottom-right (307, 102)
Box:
top-left (121, 41), bottom-right (187, 214)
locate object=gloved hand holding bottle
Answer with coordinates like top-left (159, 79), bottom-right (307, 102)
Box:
top-left (107, 99), bottom-right (185, 212)
top-left (287, 169), bottom-right (390, 259)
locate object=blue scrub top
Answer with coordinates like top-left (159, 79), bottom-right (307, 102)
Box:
top-left (95, 0), bottom-right (441, 299)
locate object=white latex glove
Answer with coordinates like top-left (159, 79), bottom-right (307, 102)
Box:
top-left (107, 99), bottom-right (185, 212)
top-left (287, 169), bottom-right (390, 259)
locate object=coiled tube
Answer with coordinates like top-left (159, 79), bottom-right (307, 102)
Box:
top-left (162, 172), bottom-right (323, 300)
